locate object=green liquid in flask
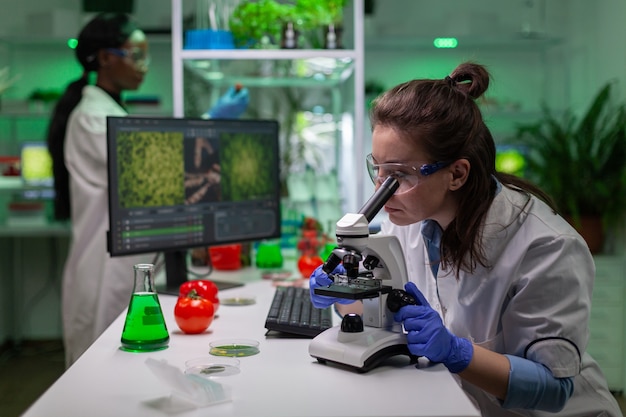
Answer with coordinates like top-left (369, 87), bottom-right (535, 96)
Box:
top-left (120, 292), bottom-right (169, 352)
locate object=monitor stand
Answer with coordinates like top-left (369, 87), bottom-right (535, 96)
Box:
top-left (157, 250), bottom-right (244, 296)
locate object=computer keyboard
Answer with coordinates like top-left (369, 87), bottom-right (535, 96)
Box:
top-left (265, 286), bottom-right (333, 337)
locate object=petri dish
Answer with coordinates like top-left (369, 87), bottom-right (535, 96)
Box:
top-left (209, 339), bottom-right (260, 357)
top-left (220, 296), bottom-right (256, 306)
top-left (261, 270), bottom-right (293, 281)
top-left (185, 357), bottom-right (240, 377)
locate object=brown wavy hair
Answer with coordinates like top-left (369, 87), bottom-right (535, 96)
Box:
top-left (370, 62), bottom-right (555, 276)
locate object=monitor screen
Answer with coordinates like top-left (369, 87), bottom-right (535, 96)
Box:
top-left (495, 144), bottom-right (528, 178)
top-left (21, 142), bottom-right (54, 187)
top-left (106, 116), bottom-right (281, 291)
top-left (18, 142), bottom-right (56, 201)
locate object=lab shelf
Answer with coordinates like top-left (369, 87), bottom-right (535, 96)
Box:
top-left (0, 176), bottom-right (50, 191)
top-left (178, 48), bottom-right (360, 61)
top-left (0, 223), bottom-right (70, 237)
top-left (183, 58), bottom-right (356, 88)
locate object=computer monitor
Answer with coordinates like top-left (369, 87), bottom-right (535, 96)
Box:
top-left (495, 144), bottom-right (528, 178)
top-left (19, 142), bottom-right (56, 201)
top-left (21, 142), bottom-right (54, 187)
top-left (106, 116), bottom-right (281, 292)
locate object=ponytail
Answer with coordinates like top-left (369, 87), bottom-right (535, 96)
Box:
top-left (46, 73), bottom-right (89, 220)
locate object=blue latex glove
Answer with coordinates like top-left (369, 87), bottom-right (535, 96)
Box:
top-left (205, 86), bottom-right (250, 119)
top-left (309, 264), bottom-right (355, 309)
top-left (394, 282), bottom-right (473, 373)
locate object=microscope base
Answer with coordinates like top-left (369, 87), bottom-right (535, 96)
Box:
top-left (309, 326), bottom-right (417, 373)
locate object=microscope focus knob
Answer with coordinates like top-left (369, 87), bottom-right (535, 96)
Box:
top-left (386, 289), bottom-right (418, 312)
top-left (363, 255), bottom-right (380, 270)
top-left (341, 313), bottom-right (364, 333)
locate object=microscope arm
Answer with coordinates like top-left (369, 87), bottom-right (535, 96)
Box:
top-left (322, 177), bottom-right (399, 275)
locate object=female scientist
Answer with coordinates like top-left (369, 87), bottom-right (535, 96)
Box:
top-left (47, 13), bottom-right (249, 366)
top-left (310, 62), bottom-right (621, 416)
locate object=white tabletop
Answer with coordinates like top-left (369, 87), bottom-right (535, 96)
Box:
top-left (22, 275), bottom-right (480, 417)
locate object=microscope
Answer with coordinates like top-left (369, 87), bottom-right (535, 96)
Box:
top-left (309, 177), bottom-right (419, 373)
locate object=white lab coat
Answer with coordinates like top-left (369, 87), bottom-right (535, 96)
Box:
top-left (62, 86), bottom-right (152, 366)
top-left (383, 185), bottom-right (621, 416)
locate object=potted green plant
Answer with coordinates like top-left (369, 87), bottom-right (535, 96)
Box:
top-left (229, 0), bottom-right (292, 48)
top-left (293, 0), bottom-right (346, 27)
top-left (509, 81), bottom-right (626, 253)
top-left (293, 0), bottom-right (347, 48)
top-left (229, 0), bottom-right (347, 49)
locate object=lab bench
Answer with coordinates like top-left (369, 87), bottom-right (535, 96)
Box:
top-left (21, 278), bottom-right (481, 417)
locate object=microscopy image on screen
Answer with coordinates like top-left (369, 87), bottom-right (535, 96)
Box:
top-left (107, 116), bottom-right (281, 262)
top-left (183, 136), bottom-right (222, 205)
top-left (219, 133), bottom-right (278, 202)
top-left (116, 131), bottom-right (185, 208)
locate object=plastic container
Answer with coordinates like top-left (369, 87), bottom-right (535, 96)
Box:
top-left (185, 357), bottom-right (240, 377)
top-left (185, 29), bottom-right (234, 49)
top-left (255, 240), bottom-right (283, 269)
top-left (209, 244), bottom-right (242, 270)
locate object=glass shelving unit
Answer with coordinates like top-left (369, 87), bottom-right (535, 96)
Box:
top-left (170, 0), bottom-right (365, 222)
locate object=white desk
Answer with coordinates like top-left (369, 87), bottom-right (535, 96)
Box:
top-left (22, 276), bottom-right (480, 417)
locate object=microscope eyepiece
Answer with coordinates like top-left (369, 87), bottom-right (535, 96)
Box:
top-left (358, 177), bottom-right (399, 222)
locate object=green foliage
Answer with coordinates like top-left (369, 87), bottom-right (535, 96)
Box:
top-left (228, 0), bottom-right (347, 48)
top-left (294, 0), bottom-right (347, 27)
top-left (229, 0), bottom-right (293, 48)
top-left (219, 133), bottom-right (278, 201)
top-left (510, 81), bottom-right (626, 228)
top-left (117, 131), bottom-right (185, 208)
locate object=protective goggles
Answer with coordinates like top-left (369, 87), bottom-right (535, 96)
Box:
top-left (106, 47), bottom-right (150, 68)
top-left (366, 153), bottom-right (450, 194)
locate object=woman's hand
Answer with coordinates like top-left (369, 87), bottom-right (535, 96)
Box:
top-left (309, 264), bottom-right (355, 309)
top-left (394, 282), bottom-right (473, 373)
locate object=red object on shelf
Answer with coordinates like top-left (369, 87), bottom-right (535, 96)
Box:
top-left (208, 244), bottom-right (242, 270)
top-left (1, 156), bottom-right (21, 176)
top-left (297, 229), bottom-right (325, 278)
top-left (8, 201), bottom-right (44, 211)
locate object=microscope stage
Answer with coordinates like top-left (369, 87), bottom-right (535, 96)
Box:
top-left (314, 284), bottom-right (392, 300)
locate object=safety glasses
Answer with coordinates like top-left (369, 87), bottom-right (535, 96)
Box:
top-left (366, 153), bottom-right (450, 194)
top-left (106, 47), bottom-right (150, 69)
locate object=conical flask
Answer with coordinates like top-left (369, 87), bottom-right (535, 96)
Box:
top-left (120, 263), bottom-right (169, 352)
